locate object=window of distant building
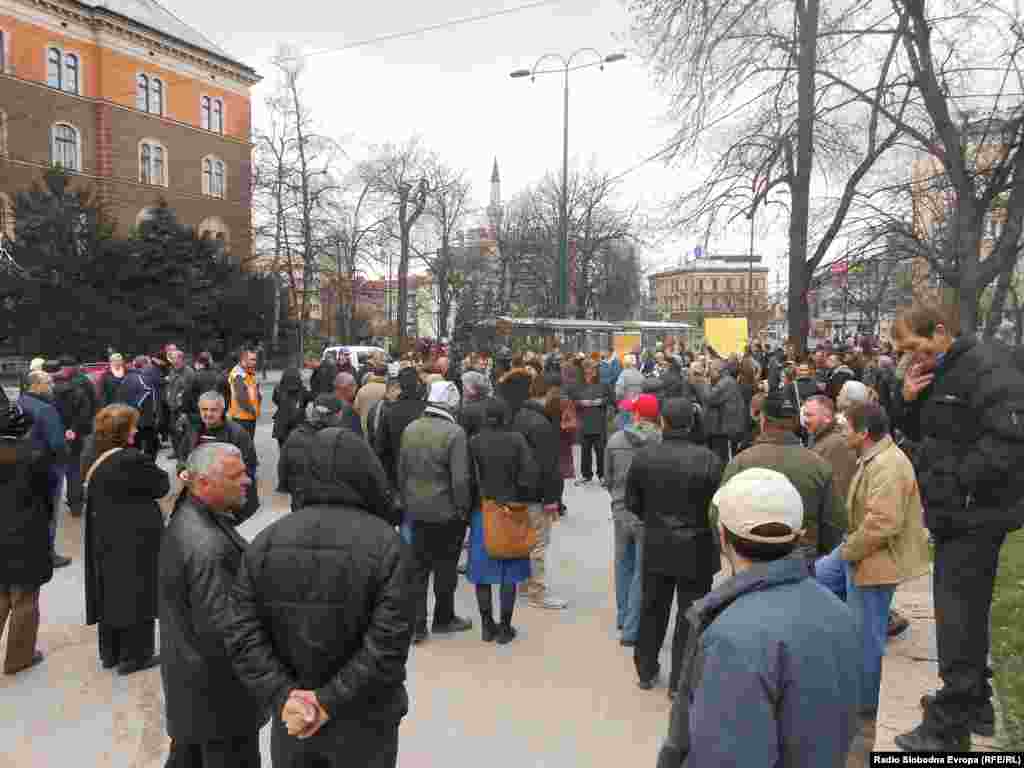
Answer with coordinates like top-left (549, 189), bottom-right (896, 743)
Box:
top-left (47, 47), bottom-right (80, 94)
top-left (0, 29), bottom-right (8, 74)
top-left (198, 216), bottom-right (230, 255)
top-left (51, 122), bottom-right (80, 171)
top-left (712, 278), bottom-right (718, 291)
top-left (201, 96), bottom-right (224, 133)
top-left (136, 73), bottom-right (164, 115)
top-left (202, 155), bottom-right (225, 198)
top-left (0, 109), bottom-right (6, 155)
top-left (139, 140), bottom-right (167, 186)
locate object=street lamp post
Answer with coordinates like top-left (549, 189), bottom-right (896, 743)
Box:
top-left (511, 49), bottom-right (625, 319)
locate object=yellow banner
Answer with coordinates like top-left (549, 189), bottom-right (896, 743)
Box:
top-left (703, 317), bottom-right (749, 357)
top-left (613, 334), bottom-right (641, 363)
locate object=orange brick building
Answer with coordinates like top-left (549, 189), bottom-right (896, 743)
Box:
top-left (0, 0), bottom-right (259, 259)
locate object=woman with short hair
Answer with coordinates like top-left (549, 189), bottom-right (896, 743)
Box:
top-left (83, 404), bottom-right (169, 675)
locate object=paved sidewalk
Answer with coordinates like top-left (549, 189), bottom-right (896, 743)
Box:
top-left (875, 571), bottom-right (1003, 752)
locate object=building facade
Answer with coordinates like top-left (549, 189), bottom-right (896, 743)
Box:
top-left (649, 259), bottom-right (771, 320)
top-left (0, 0), bottom-right (259, 258)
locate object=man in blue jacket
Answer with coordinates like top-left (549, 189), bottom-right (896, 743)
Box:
top-left (18, 370), bottom-right (70, 568)
top-left (657, 467), bottom-right (860, 768)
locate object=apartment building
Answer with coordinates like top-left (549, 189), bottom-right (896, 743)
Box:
top-left (0, 0), bottom-right (259, 259)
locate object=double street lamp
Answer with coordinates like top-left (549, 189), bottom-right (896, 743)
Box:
top-left (511, 49), bottom-right (626, 318)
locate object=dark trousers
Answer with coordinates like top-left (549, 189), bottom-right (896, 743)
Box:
top-left (580, 433), bottom-right (606, 480)
top-left (634, 570), bottom-right (712, 692)
top-left (708, 435), bottom-right (737, 465)
top-left (0, 586), bottom-right (41, 674)
top-left (165, 733), bottom-right (261, 768)
top-left (65, 442), bottom-right (84, 513)
top-left (98, 620), bottom-right (155, 667)
top-left (270, 715), bottom-right (398, 768)
top-left (411, 519), bottom-right (467, 631)
top-left (136, 426), bottom-right (159, 459)
top-left (926, 524), bottom-right (1008, 734)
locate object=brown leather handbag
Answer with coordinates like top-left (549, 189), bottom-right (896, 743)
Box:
top-left (481, 497), bottom-right (536, 560)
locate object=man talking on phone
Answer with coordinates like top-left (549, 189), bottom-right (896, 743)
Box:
top-left (891, 304), bottom-right (1024, 752)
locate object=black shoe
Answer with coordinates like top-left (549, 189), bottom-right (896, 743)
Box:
top-left (117, 655), bottom-right (160, 676)
top-left (432, 616), bottom-right (473, 634)
top-left (895, 723), bottom-right (970, 752)
top-left (52, 553), bottom-right (72, 568)
top-left (920, 694), bottom-right (995, 737)
top-left (496, 624), bottom-right (517, 645)
top-left (481, 620), bottom-right (497, 643)
top-left (620, 638), bottom-right (636, 648)
top-left (413, 628), bottom-right (429, 645)
top-left (637, 677), bottom-right (656, 690)
top-left (101, 657), bottom-right (118, 670)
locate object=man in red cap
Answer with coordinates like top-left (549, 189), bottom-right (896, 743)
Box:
top-left (603, 393), bottom-right (662, 647)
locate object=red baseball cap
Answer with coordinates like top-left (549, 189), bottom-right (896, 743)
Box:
top-left (620, 393), bottom-right (659, 420)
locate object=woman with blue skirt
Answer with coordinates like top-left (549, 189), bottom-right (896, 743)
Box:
top-left (467, 400), bottom-right (539, 644)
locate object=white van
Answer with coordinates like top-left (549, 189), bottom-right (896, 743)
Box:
top-left (320, 345), bottom-right (388, 376)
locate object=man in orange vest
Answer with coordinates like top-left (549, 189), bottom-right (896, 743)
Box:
top-left (228, 347), bottom-right (261, 441)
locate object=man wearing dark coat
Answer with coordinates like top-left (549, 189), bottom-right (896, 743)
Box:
top-left (225, 425), bottom-right (412, 768)
top-left (0, 396), bottom-right (53, 674)
top-left (160, 442), bottom-right (265, 767)
top-left (178, 392), bottom-right (259, 524)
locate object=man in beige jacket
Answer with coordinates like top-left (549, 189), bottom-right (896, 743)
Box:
top-left (840, 401), bottom-right (930, 765)
top-left (353, 356), bottom-right (388, 435)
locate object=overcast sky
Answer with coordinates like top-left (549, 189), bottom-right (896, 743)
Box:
top-left (171, 0), bottom-right (787, 281)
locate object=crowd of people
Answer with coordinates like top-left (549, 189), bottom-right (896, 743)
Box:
top-left (1, 300), bottom-right (1023, 767)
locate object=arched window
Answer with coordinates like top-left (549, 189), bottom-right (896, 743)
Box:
top-left (51, 123), bottom-right (80, 171)
top-left (200, 96), bottom-right (211, 130)
top-left (139, 140), bottom-right (166, 186)
top-left (211, 98), bottom-right (223, 133)
top-left (150, 77), bottom-right (163, 116)
top-left (202, 155), bottom-right (226, 198)
top-left (0, 30), bottom-right (8, 74)
top-left (136, 73), bottom-right (148, 110)
top-left (47, 47), bottom-right (61, 88)
top-left (64, 53), bottom-right (78, 93)
top-left (198, 216), bottom-right (230, 256)
top-left (0, 109), bottom-right (7, 155)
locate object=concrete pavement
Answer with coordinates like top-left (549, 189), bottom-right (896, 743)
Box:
top-left (0, 377), bottom-right (1002, 765)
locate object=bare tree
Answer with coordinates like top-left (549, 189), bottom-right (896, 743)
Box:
top-left (420, 162), bottom-right (472, 338)
top-left (362, 139), bottom-right (432, 352)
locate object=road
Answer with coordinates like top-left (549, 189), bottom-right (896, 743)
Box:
top-left (0, 375), bottom-right (677, 767)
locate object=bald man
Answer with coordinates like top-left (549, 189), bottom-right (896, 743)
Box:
top-left (334, 373), bottom-right (364, 437)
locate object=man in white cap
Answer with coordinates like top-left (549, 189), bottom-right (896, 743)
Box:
top-left (399, 381), bottom-right (473, 643)
top-left (657, 468), bottom-right (860, 768)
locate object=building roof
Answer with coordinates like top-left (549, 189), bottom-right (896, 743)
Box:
top-left (650, 264), bottom-right (771, 278)
top-left (88, 0), bottom-right (254, 72)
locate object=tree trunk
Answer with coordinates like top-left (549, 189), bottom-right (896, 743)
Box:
top-left (983, 264), bottom-right (1012, 340)
top-left (786, 0), bottom-right (820, 357)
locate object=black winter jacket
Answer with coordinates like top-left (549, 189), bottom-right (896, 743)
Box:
top-left (376, 394), bottom-right (427, 487)
top-left (281, 424), bottom-right (398, 525)
top-left (159, 496), bottom-right (266, 742)
top-left (469, 424), bottom-right (539, 505)
top-left (183, 367), bottom-right (231, 418)
top-left (898, 336), bottom-right (1024, 531)
top-left (571, 382), bottom-right (612, 436)
top-left (510, 401), bottom-right (563, 505)
top-left (226, 505), bottom-right (412, 728)
top-left (626, 430), bottom-right (723, 580)
top-left (52, 371), bottom-right (96, 439)
top-left (178, 419), bottom-right (259, 523)
top-left (699, 373), bottom-right (747, 439)
top-left (0, 436), bottom-right (54, 588)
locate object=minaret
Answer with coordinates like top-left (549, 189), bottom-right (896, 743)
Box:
top-left (487, 158), bottom-right (501, 236)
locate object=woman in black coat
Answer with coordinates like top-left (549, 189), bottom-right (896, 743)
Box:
top-left (0, 401), bottom-right (53, 674)
top-left (83, 404), bottom-right (169, 675)
top-left (272, 367), bottom-right (310, 492)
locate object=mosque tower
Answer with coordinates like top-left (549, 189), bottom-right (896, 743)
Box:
top-left (486, 158), bottom-right (502, 238)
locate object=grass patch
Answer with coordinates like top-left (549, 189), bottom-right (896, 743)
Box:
top-left (991, 529), bottom-right (1024, 750)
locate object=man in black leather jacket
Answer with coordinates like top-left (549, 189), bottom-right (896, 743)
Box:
top-left (225, 428), bottom-right (412, 768)
top-left (159, 443), bottom-right (266, 766)
top-left (626, 398), bottom-right (723, 694)
top-left (893, 306), bottom-right (1024, 752)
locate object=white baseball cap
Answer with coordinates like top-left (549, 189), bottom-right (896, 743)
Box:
top-left (712, 468), bottom-right (804, 544)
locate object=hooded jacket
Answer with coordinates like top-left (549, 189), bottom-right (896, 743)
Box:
top-left (603, 420), bottom-right (662, 524)
top-left (657, 558), bottom-right (859, 768)
top-left (271, 368), bottom-right (310, 442)
top-left (496, 369), bottom-right (562, 505)
top-left (375, 367), bottom-right (427, 488)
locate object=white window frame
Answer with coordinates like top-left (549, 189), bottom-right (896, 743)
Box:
top-left (45, 45), bottom-right (83, 94)
top-left (139, 139), bottom-right (168, 187)
top-left (201, 154), bottom-right (226, 198)
top-left (200, 95), bottom-right (211, 130)
top-left (136, 72), bottom-right (149, 111)
top-left (51, 122), bottom-right (81, 171)
top-left (136, 73), bottom-right (165, 115)
top-left (211, 97), bottom-right (224, 133)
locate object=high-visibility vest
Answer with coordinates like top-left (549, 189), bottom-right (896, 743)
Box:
top-left (227, 364), bottom-right (260, 422)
